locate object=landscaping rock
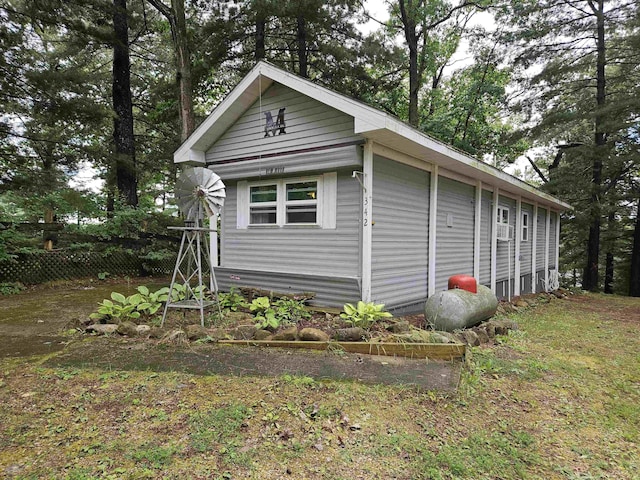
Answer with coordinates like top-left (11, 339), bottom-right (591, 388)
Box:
top-left (473, 327), bottom-right (490, 344)
top-left (386, 321), bottom-right (410, 334)
top-left (159, 329), bottom-right (187, 345)
top-left (460, 330), bottom-right (480, 347)
top-left (117, 321), bottom-right (139, 337)
top-left (136, 324), bottom-right (151, 335)
top-left (334, 327), bottom-right (365, 342)
top-left (483, 322), bottom-right (496, 339)
top-left (208, 328), bottom-right (229, 341)
top-left (231, 324), bottom-right (257, 340)
top-left (186, 324), bottom-right (209, 341)
top-left (514, 299), bottom-right (529, 308)
top-left (272, 325), bottom-right (298, 341)
top-left (430, 332), bottom-right (454, 344)
top-left (79, 317), bottom-right (94, 326)
top-left (86, 324), bottom-right (118, 335)
top-left (254, 329), bottom-right (272, 340)
top-left (299, 327), bottom-right (330, 342)
top-left (148, 327), bottom-right (165, 339)
top-left (487, 319), bottom-right (518, 336)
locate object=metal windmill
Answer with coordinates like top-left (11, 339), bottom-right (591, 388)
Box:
top-left (161, 167), bottom-right (226, 327)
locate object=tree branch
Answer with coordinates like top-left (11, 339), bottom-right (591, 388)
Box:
top-left (525, 156), bottom-right (549, 183)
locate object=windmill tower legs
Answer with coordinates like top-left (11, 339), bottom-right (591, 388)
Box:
top-left (161, 224), bottom-right (222, 327)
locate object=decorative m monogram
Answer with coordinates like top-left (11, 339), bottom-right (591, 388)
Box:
top-left (264, 107), bottom-right (286, 137)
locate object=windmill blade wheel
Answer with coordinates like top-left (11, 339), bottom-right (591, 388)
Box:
top-left (175, 167), bottom-right (226, 222)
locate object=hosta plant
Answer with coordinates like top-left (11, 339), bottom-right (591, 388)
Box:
top-left (90, 292), bottom-right (151, 322)
top-left (340, 301), bottom-right (393, 330)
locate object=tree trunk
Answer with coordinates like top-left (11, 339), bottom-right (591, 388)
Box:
top-left (296, 14), bottom-right (308, 77)
top-left (630, 197), bottom-right (640, 297)
top-left (399, 0), bottom-right (420, 126)
top-left (172, 0), bottom-right (195, 141)
top-left (147, 0), bottom-right (195, 141)
top-left (255, 15), bottom-right (265, 60)
top-left (112, 0), bottom-right (138, 207)
top-left (582, 0), bottom-right (606, 291)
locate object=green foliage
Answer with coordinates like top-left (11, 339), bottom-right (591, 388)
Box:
top-left (340, 301), bottom-right (392, 330)
top-left (250, 296), bottom-right (280, 330)
top-left (272, 297), bottom-right (312, 323)
top-left (0, 282), bottom-right (25, 295)
top-left (135, 286), bottom-right (169, 315)
top-left (217, 288), bottom-right (248, 312)
top-left (89, 287), bottom-right (168, 322)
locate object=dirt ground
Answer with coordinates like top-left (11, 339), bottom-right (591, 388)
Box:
top-left (0, 278), bottom-right (461, 390)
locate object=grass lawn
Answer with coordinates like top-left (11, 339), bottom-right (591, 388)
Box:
top-left (1, 293), bottom-right (638, 479)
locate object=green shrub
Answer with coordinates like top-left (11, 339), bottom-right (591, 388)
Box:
top-left (340, 301), bottom-right (392, 330)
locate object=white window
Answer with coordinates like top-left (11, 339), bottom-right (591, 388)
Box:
top-left (237, 173), bottom-right (337, 229)
top-left (497, 206), bottom-right (509, 225)
top-left (521, 212), bottom-right (530, 242)
top-left (249, 183), bottom-right (277, 224)
top-left (496, 206), bottom-right (512, 240)
top-left (285, 181), bottom-right (318, 224)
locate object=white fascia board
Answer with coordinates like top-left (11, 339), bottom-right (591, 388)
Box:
top-left (358, 120), bottom-right (571, 211)
top-left (174, 149), bottom-right (205, 165)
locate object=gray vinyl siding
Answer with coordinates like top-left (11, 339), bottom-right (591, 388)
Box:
top-left (479, 189), bottom-right (493, 286)
top-left (214, 267), bottom-right (359, 308)
top-left (206, 83), bottom-right (362, 163)
top-left (536, 208), bottom-right (547, 271)
top-left (221, 170), bottom-right (360, 276)
top-left (536, 269), bottom-right (546, 292)
top-left (210, 145), bottom-right (362, 180)
top-left (435, 177), bottom-right (475, 293)
top-left (496, 196), bottom-right (516, 282)
top-left (549, 212), bottom-right (558, 269)
top-left (371, 156), bottom-right (429, 308)
top-left (520, 202), bottom-right (534, 275)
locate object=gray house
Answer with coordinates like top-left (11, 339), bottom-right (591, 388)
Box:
top-left (175, 62), bottom-right (571, 311)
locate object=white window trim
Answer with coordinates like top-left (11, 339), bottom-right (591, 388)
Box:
top-left (521, 212), bottom-right (530, 242)
top-left (497, 206), bottom-right (510, 225)
top-left (237, 173), bottom-right (337, 229)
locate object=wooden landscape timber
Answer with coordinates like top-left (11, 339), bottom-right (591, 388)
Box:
top-left (218, 339), bottom-right (465, 360)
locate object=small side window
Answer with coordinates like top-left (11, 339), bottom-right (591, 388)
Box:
top-left (522, 212), bottom-right (529, 242)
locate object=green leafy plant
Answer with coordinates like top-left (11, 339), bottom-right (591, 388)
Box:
top-left (167, 283), bottom-right (207, 302)
top-left (97, 272), bottom-right (109, 281)
top-left (250, 296), bottom-right (280, 330)
top-left (217, 288), bottom-right (248, 311)
top-left (0, 282), bottom-right (25, 295)
top-left (340, 301), bottom-right (393, 330)
top-left (273, 297), bottom-right (311, 322)
top-left (90, 291), bottom-right (153, 322)
top-left (136, 286), bottom-right (169, 315)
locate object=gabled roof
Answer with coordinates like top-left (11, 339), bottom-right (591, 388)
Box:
top-left (175, 61), bottom-right (571, 211)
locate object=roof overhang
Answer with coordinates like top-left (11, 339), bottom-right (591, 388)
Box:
top-left (174, 61), bottom-right (571, 211)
